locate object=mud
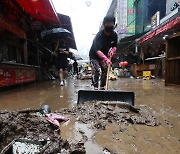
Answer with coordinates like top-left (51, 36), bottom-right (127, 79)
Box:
top-left (0, 79), bottom-right (180, 153)
top-left (59, 101), bottom-right (159, 128)
top-left (0, 111), bottom-right (85, 153)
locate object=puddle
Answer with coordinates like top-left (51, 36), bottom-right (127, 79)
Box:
top-left (60, 118), bottom-right (102, 154)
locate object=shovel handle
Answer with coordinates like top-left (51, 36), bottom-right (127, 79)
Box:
top-left (105, 56), bottom-right (112, 90)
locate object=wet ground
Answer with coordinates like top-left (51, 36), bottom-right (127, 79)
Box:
top-left (0, 78), bottom-right (180, 153)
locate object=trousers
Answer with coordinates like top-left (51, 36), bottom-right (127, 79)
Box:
top-left (90, 59), bottom-right (108, 88)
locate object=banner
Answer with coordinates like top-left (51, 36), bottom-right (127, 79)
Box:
top-left (138, 16), bottom-right (180, 44)
top-left (127, 0), bottom-right (135, 34)
top-left (0, 66), bottom-right (36, 87)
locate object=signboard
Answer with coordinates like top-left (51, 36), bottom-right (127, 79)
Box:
top-left (127, 0), bottom-right (135, 34)
top-left (135, 0), bottom-right (143, 33)
top-left (0, 66), bottom-right (36, 87)
top-left (138, 16), bottom-right (180, 44)
top-left (119, 0), bottom-right (127, 33)
top-left (151, 11), bottom-right (160, 29)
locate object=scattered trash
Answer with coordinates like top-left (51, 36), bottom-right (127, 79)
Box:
top-left (1, 139), bottom-right (48, 154)
top-left (0, 111), bottom-right (84, 153)
top-left (103, 148), bottom-right (113, 154)
top-left (40, 105), bottom-right (51, 115)
top-left (45, 113), bottom-right (70, 128)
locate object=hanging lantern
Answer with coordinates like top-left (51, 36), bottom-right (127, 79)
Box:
top-left (124, 61), bottom-right (128, 66)
top-left (119, 62), bottom-right (124, 67)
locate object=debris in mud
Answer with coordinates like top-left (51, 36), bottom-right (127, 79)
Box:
top-left (60, 101), bottom-right (160, 129)
top-left (69, 142), bottom-right (86, 154)
top-left (164, 119), bottom-right (173, 128)
top-left (78, 130), bottom-right (88, 143)
top-left (94, 121), bottom-right (106, 130)
top-left (112, 128), bottom-right (128, 134)
top-left (103, 148), bottom-right (114, 154)
top-left (0, 111), bottom-right (85, 153)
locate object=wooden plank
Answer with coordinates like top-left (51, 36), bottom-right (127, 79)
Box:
top-left (166, 83), bottom-right (180, 87)
top-left (165, 59), bottom-right (169, 86)
top-left (167, 56), bottom-right (180, 61)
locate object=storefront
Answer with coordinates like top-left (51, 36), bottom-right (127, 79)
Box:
top-left (135, 10), bottom-right (180, 80)
top-left (0, 0), bottom-right (60, 87)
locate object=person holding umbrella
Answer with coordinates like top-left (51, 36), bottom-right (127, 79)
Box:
top-left (55, 39), bottom-right (70, 86)
top-left (89, 16), bottom-right (117, 90)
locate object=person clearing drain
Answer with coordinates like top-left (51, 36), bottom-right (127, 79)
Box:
top-left (78, 16), bottom-right (133, 105)
top-left (89, 16), bottom-right (117, 90)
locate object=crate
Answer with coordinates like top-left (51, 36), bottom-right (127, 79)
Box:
top-left (143, 71), bottom-right (151, 79)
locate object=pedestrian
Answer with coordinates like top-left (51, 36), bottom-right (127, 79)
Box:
top-left (73, 60), bottom-right (78, 75)
top-left (55, 39), bottom-right (70, 86)
top-left (89, 16), bottom-right (117, 90)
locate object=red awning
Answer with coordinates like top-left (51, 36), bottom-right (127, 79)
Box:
top-left (138, 16), bottom-right (180, 44)
top-left (16, 0), bottom-right (60, 24)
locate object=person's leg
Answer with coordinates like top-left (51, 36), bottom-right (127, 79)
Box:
top-left (63, 69), bottom-right (68, 79)
top-left (75, 68), bottom-right (78, 75)
top-left (59, 68), bottom-right (64, 86)
top-left (90, 59), bottom-right (100, 89)
top-left (62, 63), bottom-right (68, 84)
top-left (99, 60), bottom-right (108, 89)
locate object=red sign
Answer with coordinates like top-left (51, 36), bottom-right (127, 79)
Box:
top-left (0, 16), bottom-right (26, 39)
top-left (0, 66), bottom-right (36, 87)
top-left (139, 16), bottom-right (180, 44)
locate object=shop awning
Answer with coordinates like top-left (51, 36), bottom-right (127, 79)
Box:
top-left (117, 32), bottom-right (146, 53)
top-left (138, 15), bottom-right (180, 45)
top-left (16, 0), bottom-right (60, 24)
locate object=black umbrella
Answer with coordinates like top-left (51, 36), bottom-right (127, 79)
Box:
top-left (41, 28), bottom-right (72, 39)
top-left (41, 28), bottom-right (77, 50)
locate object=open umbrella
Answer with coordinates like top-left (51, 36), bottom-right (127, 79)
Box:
top-left (41, 28), bottom-right (77, 50)
top-left (41, 28), bottom-right (72, 39)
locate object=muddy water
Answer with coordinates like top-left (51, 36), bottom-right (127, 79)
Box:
top-left (0, 79), bottom-right (91, 111)
top-left (0, 78), bottom-right (180, 153)
top-left (60, 118), bottom-right (102, 154)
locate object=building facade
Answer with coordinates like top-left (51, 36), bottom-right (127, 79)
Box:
top-left (115, 0), bottom-right (135, 40)
top-left (166, 0), bottom-right (180, 15)
top-left (134, 0), bottom-right (166, 34)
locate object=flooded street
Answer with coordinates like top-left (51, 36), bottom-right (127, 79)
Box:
top-left (0, 79), bottom-right (91, 111)
top-left (0, 78), bottom-right (180, 153)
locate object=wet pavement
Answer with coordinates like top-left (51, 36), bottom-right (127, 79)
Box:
top-left (0, 78), bottom-right (180, 153)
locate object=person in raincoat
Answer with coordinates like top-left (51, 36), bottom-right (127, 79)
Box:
top-left (89, 16), bottom-right (117, 90)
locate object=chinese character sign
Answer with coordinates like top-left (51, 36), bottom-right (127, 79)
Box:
top-left (127, 0), bottom-right (135, 34)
